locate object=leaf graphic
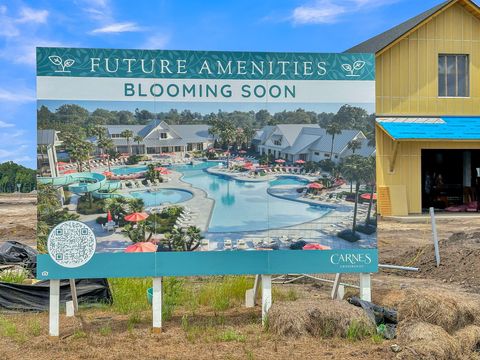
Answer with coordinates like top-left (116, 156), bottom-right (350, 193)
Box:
top-left (63, 59), bottom-right (75, 68)
top-left (341, 64), bottom-right (352, 72)
top-left (48, 55), bottom-right (63, 66)
top-left (353, 61), bottom-right (365, 71)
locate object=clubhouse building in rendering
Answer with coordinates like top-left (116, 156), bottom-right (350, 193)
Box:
top-left (104, 120), bottom-right (214, 155)
top-left (254, 124), bottom-right (374, 163)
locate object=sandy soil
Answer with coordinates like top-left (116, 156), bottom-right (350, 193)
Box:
top-left (1, 194), bottom-right (479, 359)
top-left (0, 194), bottom-right (36, 248)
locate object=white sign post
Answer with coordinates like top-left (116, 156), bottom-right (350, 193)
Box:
top-left (152, 277), bottom-right (163, 333)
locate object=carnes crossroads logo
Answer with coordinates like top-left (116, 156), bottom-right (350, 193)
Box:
top-left (330, 253), bottom-right (372, 269)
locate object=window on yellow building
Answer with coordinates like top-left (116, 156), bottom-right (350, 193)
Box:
top-left (438, 54), bottom-right (469, 97)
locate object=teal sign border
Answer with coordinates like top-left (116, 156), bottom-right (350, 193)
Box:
top-left (37, 249), bottom-right (378, 279)
top-left (37, 47), bottom-right (375, 81)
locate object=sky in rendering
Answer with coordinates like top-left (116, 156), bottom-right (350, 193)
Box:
top-left (0, 0), bottom-right (456, 168)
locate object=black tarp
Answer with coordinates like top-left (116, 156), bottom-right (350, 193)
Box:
top-left (0, 241), bottom-right (37, 272)
top-left (0, 279), bottom-right (113, 311)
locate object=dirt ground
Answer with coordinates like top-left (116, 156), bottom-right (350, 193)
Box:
top-left (0, 194), bottom-right (479, 359)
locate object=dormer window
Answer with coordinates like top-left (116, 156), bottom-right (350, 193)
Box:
top-left (160, 132), bottom-right (167, 139)
top-left (273, 136), bottom-right (282, 146)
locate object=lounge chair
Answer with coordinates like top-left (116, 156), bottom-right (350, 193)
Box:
top-left (224, 239), bottom-right (232, 250)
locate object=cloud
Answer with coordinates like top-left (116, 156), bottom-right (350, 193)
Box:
top-left (0, 87), bottom-right (35, 103)
top-left (17, 7), bottom-right (49, 24)
top-left (0, 120), bottom-right (14, 128)
top-left (291, 0), bottom-right (399, 25)
top-left (91, 22), bottom-right (143, 34)
top-left (142, 34), bottom-right (170, 49)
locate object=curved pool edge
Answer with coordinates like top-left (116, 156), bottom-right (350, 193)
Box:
top-left (129, 187), bottom-right (194, 208)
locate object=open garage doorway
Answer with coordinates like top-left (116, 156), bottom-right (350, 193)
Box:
top-left (421, 149), bottom-right (480, 212)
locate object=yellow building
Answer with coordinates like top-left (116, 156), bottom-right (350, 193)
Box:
top-left (347, 0), bottom-right (480, 215)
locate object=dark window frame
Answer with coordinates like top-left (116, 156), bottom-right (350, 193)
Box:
top-left (438, 54), bottom-right (470, 97)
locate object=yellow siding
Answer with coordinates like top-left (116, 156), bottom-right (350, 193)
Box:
top-left (376, 125), bottom-right (480, 214)
top-left (376, 3), bottom-right (480, 116)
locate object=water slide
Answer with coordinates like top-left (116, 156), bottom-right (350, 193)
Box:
top-left (38, 172), bottom-right (125, 199)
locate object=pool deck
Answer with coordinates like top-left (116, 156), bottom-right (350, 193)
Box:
top-left (206, 166), bottom-right (317, 183)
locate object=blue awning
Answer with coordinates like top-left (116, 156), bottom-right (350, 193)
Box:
top-left (376, 117), bottom-right (480, 141)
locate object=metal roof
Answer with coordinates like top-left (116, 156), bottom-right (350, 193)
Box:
top-left (345, 0), bottom-right (453, 54)
top-left (377, 117), bottom-right (480, 140)
top-left (38, 129), bottom-right (60, 146)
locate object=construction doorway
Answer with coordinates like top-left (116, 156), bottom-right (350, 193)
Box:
top-left (421, 149), bottom-right (480, 212)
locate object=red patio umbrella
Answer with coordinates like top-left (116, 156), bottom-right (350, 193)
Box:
top-left (360, 193), bottom-right (377, 201)
top-left (63, 169), bottom-right (77, 174)
top-left (234, 157), bottom-right (245, 161)
top-left (308, 182), bottom-right (323, 189)
top-left (160, 169), bottom-right (171, 175)
top-left (303, 243), bottom-right (331, 250)
top-left (124, 242), bottom-right (157, 253)
top-left (124, 212), bottom-right (149, 222)
top-left (57, 161), bottom-right (68, 165)
top-left (102, 171), bottom-right (114, 177)
top-left (107, 211), bottom-right (113, 222)
top-left (275, 159), bottom-right (286, 163)
top-left (154, 167), bottom-right (167, 172)
top-left (244, 164), bottom-right (255, 170)
top-left (295, 159), bottom-right (306, 164)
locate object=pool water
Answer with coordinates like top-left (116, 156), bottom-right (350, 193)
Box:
top-left (130, 189), bottom-right (193, 207)
top-left (269, 176), bottom-right (309, 187)
top-left (112, 166), bottom-right (148, 175)
top-left (174, 162), bottom-right (330, 233)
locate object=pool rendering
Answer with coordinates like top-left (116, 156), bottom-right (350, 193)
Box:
top-left (130, 189), bottom-right (193, 207)
top-left (37, 106), bottom-right (377, 254)
top-left (176, 162), bottom-right (331, 233)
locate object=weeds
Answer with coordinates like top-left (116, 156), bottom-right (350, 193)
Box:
top-left (272, 287), bottom-right (299, 302)
top-left (99, 324), bottom-right (112, 336)
top-left (28, 319), bottom-right (41, 337)
top-left (0, 269), bottom-right (28, 284)
top-left (72, 329), bottom-right (87, 339)
top-left (197, 276), bottom-right (254, 312)
top-left (215, 329), bottom-right (246, 342)
top-left (109, 278), bottom-right (152, 314)
top-left (346, 320), bottom-right (374, 341)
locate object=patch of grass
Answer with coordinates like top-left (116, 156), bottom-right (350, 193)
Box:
top-left (99, 324), bottom-right (112, 336)
top-left (72, 329), bottom-right (87, 339)
top-left (371, 333), bottom-right (384, 344)
top-left (28, 319), bottom-right (41, 337)
top-left (109, 278), bottom-right (152, 314)
top-left (0, 269), bottom-right (28, 283)
top-left (127, 313), bottom-right (142, 331)
top-left (272, 287), bottom-right (299, 302)
top-left (197, 276), bottom-right (254, 312)
top-left (215, 329), bottom-right (246, 342)
top-left (181, 315), bottom-right (210, 343)
top-left (0, 316), bottom-right (19, 338)
top-left (346, 319), bottom-right (374, 341)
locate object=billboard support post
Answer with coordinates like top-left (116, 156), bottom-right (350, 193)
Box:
top-left (359, 273), bottom-right (371, 302)
top-left (49, 280), bottom-right (60, 337)
top-left (152, 277), bottom-right (163, 333)
top-left (261, 275), bottom-right (272, 326)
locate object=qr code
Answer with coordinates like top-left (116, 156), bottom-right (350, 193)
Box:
top-left (47, 221), bottom-right (96, 268)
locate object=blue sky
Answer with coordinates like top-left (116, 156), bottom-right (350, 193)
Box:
top-left (0, 0), bottom-right (450, 168)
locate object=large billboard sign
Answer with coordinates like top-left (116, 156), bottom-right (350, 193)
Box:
top-left (36, 48), bottom-right (377, 279)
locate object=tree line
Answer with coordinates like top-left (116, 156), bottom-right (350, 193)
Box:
top-left (37, 104), bottom-right (375, 143)
top-left (0, 161), bottom-right (37, 193)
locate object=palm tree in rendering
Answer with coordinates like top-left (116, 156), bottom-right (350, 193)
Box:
top-left (325, 120), bottom-right (343, 158)
top-left (134, 135), bottom-right (143, 155)
top-left (120, 129), bottom-right (134, 155)
top-left (347, 138), bottom-right (362, 154)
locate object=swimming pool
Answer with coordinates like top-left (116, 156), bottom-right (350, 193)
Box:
top-left (130, 189), bottom-right (193, 207)
top-left (269, 176), bottom-right (309, 187)
top-left (112, 166), bottom-right (148, 175)
top-left (174, 162), bottom-right (331, 233)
